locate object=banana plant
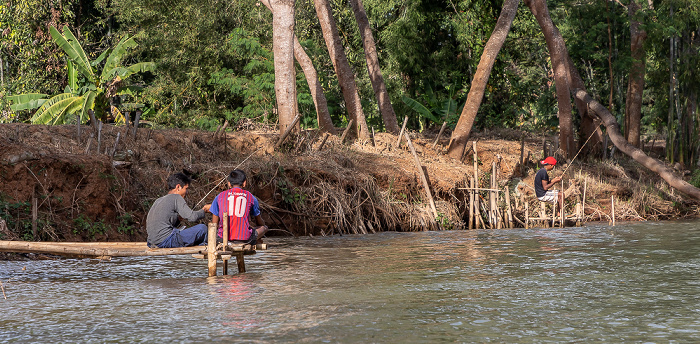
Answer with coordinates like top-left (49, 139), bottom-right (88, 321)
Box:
top-left (7, 26), bottom-right (154, 125)
top-left (400, 84), bottom-right (462, 130)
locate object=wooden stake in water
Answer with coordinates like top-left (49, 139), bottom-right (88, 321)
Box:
top-left (469, 178), bottom-right (474, 230)
top-left (611, 196), bottom-right (616, 226)
top-left (505, 186), bottom-right (513, 228)
top-left (207, 222), bottom-right (217, 277)
top-left (222, 212), bottom-right (229, 275)
top-left (525, 201), bottom-right (529, 229)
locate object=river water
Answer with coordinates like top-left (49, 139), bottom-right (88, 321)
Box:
top-left (2, 221), bottom-right (700, 343)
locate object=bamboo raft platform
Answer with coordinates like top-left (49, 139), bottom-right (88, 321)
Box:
top-left (0, 223), bottom-right (267, 276)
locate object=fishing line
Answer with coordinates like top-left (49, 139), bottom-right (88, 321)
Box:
top-left (560, 123), bottom-right (602, 176)
top-left (194, 146), bottom-right (262, 207)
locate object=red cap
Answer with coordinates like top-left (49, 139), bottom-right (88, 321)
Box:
top-left (540, 156), bottom-right (557, 166)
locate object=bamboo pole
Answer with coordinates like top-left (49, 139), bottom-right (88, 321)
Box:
top-left (432, 122), bottom-right (448, 148)
top-left (207, 222), bottom-right (217, 277)
top-left (491, 161), bottom-right (498, 228)
top-left (551, 197), bottom-right (556, 228)
top-left (457, 187), bottom-right (505, 192)
top-left (525, 201), bottom-right (529, 229)
top-left (111, 132), bottom-right (120, 158)
top-left (611, 196), bottom-right (616, 226)
top-left (560, 181), bottom-right (565, 228)
top-left (396, 116), bottom-right (408, 147)
top-left (505, 186), bottom-right (513, 228)
top-left (339, 119), bottom-right (355, 144)
top-left (404, 132), bottom-right (439, 221)
top-left (371, 126), bottom-right (377, 147)
top-left (582, 179), bottom-right (587, 222)
top-left (222, 212), bottom-right (229, 275)
top-left (469, 178), bottom-right (474, 230)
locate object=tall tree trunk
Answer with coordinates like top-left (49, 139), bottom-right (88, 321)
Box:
top-left (314, 0), bottom-right (370, 139)
top-left (270, 0), bottom-right (298, 133)
top-left (575, 89), bottom-right (700, 201)
top-left (349, 0), bottom-right (399, 134)
top-left (567, 54), bottom-right (602, 155)
top-left (526, 0), bottom-right (575, 159)
top-left (259, 0), bottom-right (335, 133)
top-left (446, 0), bottom-right (521, 159)
top-left (606, 0), bottom-right (614, 111)
top-left (624, 0), bottom-right (647, 148)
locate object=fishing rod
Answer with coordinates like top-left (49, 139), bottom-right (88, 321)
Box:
top-left (560, 123), bottom-right (602, 176)
top-left (194, 146), bottom-right (262, 208)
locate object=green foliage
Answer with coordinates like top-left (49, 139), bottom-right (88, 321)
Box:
top-left (117, 213), bottom-right (136, 235)
top-left (0, 194), bottom-right (32, 240)
top-left (690, 170), bottom-right (700, 189)
top-left (72, 214), bottom-right (109, 240)
top-left (6, 26), bottom-right (154, 124)
top-left (276, 179), bottom-right (306, 208)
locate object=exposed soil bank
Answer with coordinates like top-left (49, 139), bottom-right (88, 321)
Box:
top-left (1, 123), bottom-right (698, 244)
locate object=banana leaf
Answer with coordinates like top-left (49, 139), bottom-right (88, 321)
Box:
top-left (31, 94), bottom-right (79, 124)
top-left (7, 93), bottom-right (48, 111)
top-left (50, 26), bottom-right (95, 83)
top-left (401, 95), bottom-right (441, 124)
top-left (101, 35), bottom-right (138, 82)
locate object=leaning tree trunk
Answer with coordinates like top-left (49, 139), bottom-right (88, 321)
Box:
top-left (349, 0), bottom-right (399, 134)
top-left (567, 54), bottom-right (602, 155)
top-left (526, 0), bottom-right (575, 159)
top-left (314, 0), bottom-right (370, 139)
top-left (575, 89), bottom-right (700, 201)
top-left (447, 0), bottom-right (521, 160)
top-left (259, 0), bottom-right (335, 133)
top-left (624, 0), bottom-right (647, 148)
top-left (270, 0), bottom-right (298, 133)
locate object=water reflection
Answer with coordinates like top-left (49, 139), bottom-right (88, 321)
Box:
top-left (2, 221), bottom-right (700, 342)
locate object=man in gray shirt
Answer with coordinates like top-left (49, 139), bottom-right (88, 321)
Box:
top-left (146, 173), bottom-right (211, 248)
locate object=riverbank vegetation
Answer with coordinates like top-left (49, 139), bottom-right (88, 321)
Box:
top-left (1, 1), bottom-right (699, 241)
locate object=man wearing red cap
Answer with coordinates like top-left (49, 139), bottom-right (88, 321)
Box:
top-left (535, 156), bottom-right (563, 205)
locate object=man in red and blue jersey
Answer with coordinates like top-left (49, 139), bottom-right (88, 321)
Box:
top-left (209, 169), bottom-right (268, 244)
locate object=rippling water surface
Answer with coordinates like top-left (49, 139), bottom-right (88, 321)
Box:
top-left (2, 221), bottom-right (700, 343)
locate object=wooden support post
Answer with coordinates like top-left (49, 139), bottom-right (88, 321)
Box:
top-left (468, 178), bottom-right (474, 230)
top-left (339, 119), bottom-right (355, 144)
top-left (473, 141), bottom-right (479, 228)
top-left (611, 196), bottom-right (616, 226)
top-left (404, 132), bottom-right (439, 221)
top-left (540, 202), bottom-right (546, 228)
top-left (581, 179), bottom-right (588, 222)
top-left (76, 114), bottom-right (81, 144)
top-left (491, 161), bottom-right (498, 229)
top-left (207, 222), bottom-right (217, 277)
top-left (371, 126), bottom-right (377, 147)
top-left (317, 132), bottom-right (330, 151)
top-left (96, 121), bottom-right (103, 155)
top-left (525, 201), bottom-right (529, 229)
top-left (551, 197), bottom-right (556, 228)
top-left (559, 181), bottom-right (565, 228)
top-left (236, 253), bottom-right (246, 273)
top-left (132, 111), bottom-right (141, 139)
top-left (222, 212), bottom-right (229, 275)
top-left (432, 122), bottom-right (448, 148)
top-left (219, 120), bottom-right (229, 138)
top-left (396, 116), bottom-right (408, 147)
top-left (505, 186), bottom-right (513, 228)
top-left (275, 114), bottom-right (302, 148)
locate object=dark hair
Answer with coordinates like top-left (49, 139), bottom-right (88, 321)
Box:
top-left (167, 172), bottom-right (192, 190)
top-left (227, 169), bottom-right (247, 186)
